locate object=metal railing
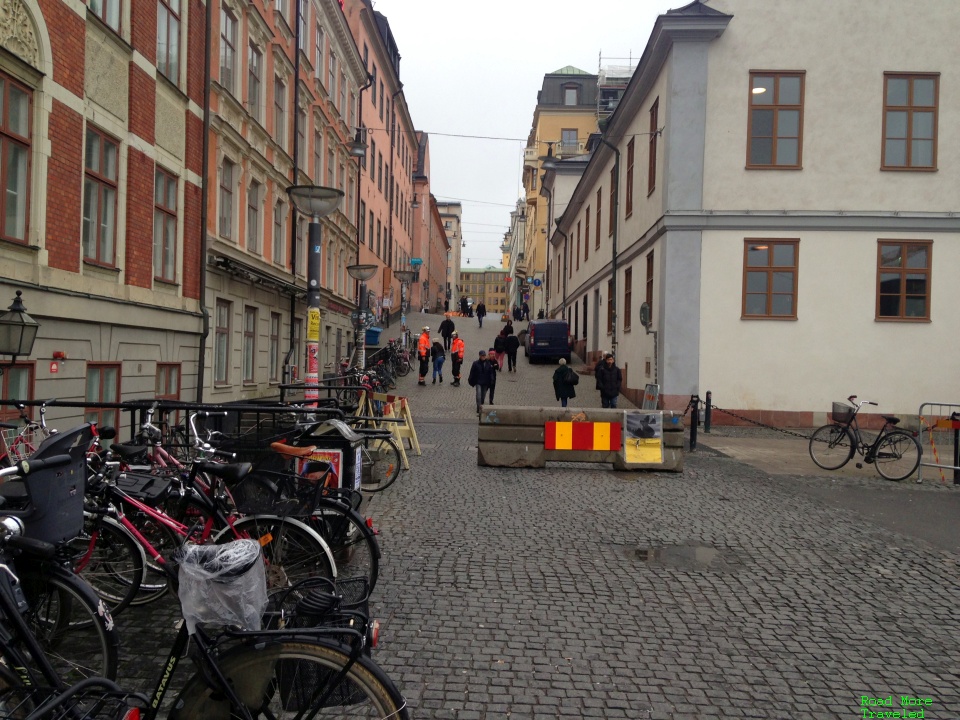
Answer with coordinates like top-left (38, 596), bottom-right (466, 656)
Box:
top-left (917, 402), bottom-right (960, 484)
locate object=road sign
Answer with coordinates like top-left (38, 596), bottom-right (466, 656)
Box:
top-left (410, 258), bottom-right (423, 266)
top-left (532, 278), bottom-right (542, 287)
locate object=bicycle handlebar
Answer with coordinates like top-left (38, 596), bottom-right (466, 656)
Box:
top-left (0, 454), bottom-right (72, 479)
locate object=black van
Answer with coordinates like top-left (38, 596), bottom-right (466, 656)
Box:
top-left (524, 319), bottom-right (571, 363)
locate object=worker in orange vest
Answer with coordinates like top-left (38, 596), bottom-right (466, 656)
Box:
top-left (450, 331), bottom-right (465, 386)
top-left (417, 326), bottom-right (431, 386)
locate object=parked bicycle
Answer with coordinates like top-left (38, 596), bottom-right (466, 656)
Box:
top-left (808, 396), bottom-right (922, 481)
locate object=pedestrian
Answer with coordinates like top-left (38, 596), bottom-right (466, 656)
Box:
top-left (467, 350), bottom-right (495, 413)
top-left (486, 348), bottom-right (501, 404)
top-left (460, 296), bottom-right (468, 316)
top-left (513, 305), bottom-right (521, 322)
top-left (439, 316), bottom-right (456, 350)
top-left (492, 332), bottom-right (507, 370)
top-left (553, 358), bottom-right (579, 408)
top-left (521, 301), bottom-right (530, 321)
top-left (450, 331), bottom-right (465, 386)
top-left (430, 339), bottom-right (446, 384)
top-left (595, 352), bottom-right (622, 408)
top-left (537, 308), bottom-right (545, 319)
top-left (476, 301), bottom-right (487, 328)
top-left (503, 321), bottom-right (514, 337)
top-left (444, 300), bottom-right (449, 312)
top-left (505, 331), bottom-right (520, 372)
top-left (417, 326), bottom-right (431, 386)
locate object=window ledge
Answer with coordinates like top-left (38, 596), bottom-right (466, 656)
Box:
top-left (744, 165), bottom-right (803, 171)
top-left (85, 9), bottom-right (131, 53)
top-left (83, 259), bottom-right (121, 274)
top-left (875, 317), bottom-right (931, 323)
top-left (740, 315), bottom-right (798, 321)
top-left (153, 277), bottom-right (179, 288)
top-left (0, 238), bottom-right (39, 254)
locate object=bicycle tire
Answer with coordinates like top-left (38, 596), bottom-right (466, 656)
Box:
top-left (16, 564), bottom-right (120, 683)
top-left (359, 436), bottom-right (402, 493)
top-left (219, 516), bottom-right (336, 591)
top-left (874, 430), bottom-right (922, 481)
top-left (126, 514), bottom-right (181, 607)
top-left (808, 424), bottom-right (855, 471)
top-left (308, 499), bottom-right (380, 594)
top-left (169, 638), bottom-right (408, 720)
top-left (395, 359), bottom-right (411, 377)
top-left (66, 515), bottom-right (145, 617)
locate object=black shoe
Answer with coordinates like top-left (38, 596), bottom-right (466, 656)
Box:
top-left (418, 381), bottom-right (426, 386)
top-left (432, 378), bottom-right (436, 384)
top-left (439, 375), bottom-right (443, 382)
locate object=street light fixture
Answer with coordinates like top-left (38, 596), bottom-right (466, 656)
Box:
top-left (0, 291), bottom-right (39, 376)
top-left (346, 263), bottom-right (378, 369)
top-left (394, 270), bottom-right (416, 328)
top-left (348, 128), bottom-right (367, 158)
top-left (286, 185), bottom-right (344, 406)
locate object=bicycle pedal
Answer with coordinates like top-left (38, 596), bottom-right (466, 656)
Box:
top-left (855, 463), bottom-right (863, 469)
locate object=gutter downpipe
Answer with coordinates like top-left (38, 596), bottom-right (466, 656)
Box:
top-left (284, 0), bottom-right (304, 381)
top-left (195, 0), bottom-right (213, 403)
top-left (596, 137), bottom-right (620, 359)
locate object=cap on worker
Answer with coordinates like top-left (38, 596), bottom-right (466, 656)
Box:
top-left (478, 350), bottom-right (486, 356)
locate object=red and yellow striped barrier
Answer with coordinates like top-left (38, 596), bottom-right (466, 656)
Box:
top-left (544, 421), bottom-right (622, 452)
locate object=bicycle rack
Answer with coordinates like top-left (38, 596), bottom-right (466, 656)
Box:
top-left (916, 401), bottom-right (960, 484)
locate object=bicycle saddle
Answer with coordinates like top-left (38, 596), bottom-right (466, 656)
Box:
top-left (110, 443), bottom-right (149, 460)
top-left (882, 415), bottom-right (900, 425)
top-left (194, 461), bottom-right (252, 484)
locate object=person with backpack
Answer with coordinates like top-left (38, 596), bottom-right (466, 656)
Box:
top-left (430, 339), bottom-right (446, 384)
top-left (492, 331), bottom-right (507, 370)
top-left (553, 358), bottom-right (579, 408)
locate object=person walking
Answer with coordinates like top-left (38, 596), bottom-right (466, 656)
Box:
top-left (460, 296), bottom-right (469, 316)
top-left (521, 301), bottom-right (530, 321)
top-left (486, 348), bottom-right (501, 405)
top-left (417, 326), bottom-right (431, 386)
top-left (430, 339), bottom-right (446, 384)
top-left (450, 331), bottom-right (465, 386)
top-left (467, 350), bottom-right (495, 413)
top-left (504, 331), bottom-right (520, 372)
top-left (552, 358), bottom-right (579, 407)
top-left (503, 321), bottom-right (514, 337)
top-left (475, 301), bottom-right (487, 328)
top-left (439, 316), bottom-right (456, 350)
top-left (595, 352), bottom-right (622, 408)
top-left (492, 332), bottom-right (507, 370)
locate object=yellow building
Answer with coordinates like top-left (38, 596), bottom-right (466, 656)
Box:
top-left (458, 267), bottom-right (509, 316)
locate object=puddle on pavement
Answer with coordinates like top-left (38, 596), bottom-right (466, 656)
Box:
top-left (634, 543), bottom-right (736, 570)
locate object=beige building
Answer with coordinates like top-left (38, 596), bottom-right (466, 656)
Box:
top-left (459, 267), bottom-right (509, 317)
top-left (547, 0), bottom-right (960, 422)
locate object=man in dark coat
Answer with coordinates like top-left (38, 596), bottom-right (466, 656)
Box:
top-left (460, 296), bottom-right (469, 316)
top-left (467, 350), bottom-right (496, 413)
top-left (504, 331), bottom-right (521, 372)
top-left (595, 352), bottom-right (622, 408)
top-left (475, 301), bottom-right (487, 328)
top-left (438, 317), bottom-right (456, 350)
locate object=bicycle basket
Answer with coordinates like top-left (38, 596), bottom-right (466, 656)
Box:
top-left (831, 402), bottom-right (855, 424)
top-left (1, 425), bottom-right (46, 463)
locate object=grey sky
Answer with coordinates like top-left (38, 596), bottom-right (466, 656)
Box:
top-left (370, 0), bottom-right (681, 269)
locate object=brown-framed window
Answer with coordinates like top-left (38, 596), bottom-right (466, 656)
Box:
top-left (313, 131), bottom-right (322, 183)
top-left (156, 363), bottom-right (180, 403)
top-left (296, 107), bottom-right (306, 167)
top-left (157, 0), bottom-right (180, 81)
top-left (219, 8), bottom-right (237, 95)
top-left (214, 299), bottom-right (231, 385)
top-left (153, 168), bottom-right (177, 282)
top-left (742, 239), bottom-right (799, 318)
top-left (0, 74), bottom-right (31, 244)
top-left (273, 76), bottom-right (286, 150)
top-left (882, 73), bottom-right (938, 170)
top-left (247, 180), bottom-right (261, 255)
top-left (877, 240), bottom-right (931, 320)
top-left (84, 363), bottom-right (121, 430)
top-left (575, 221), bottom-right (580, 272)
top-left (0, 364), bottom-right (33, 422)
top-left (645, 250), bottom-right (654, 317)
top-left (248, 44), bottom-right (262, 121)
top-left (218, 158), bottom-right (234, 239)
top-left (648, 98), bottom-right (659, 193)
top-left (584, 210), bottom-right (590, 261)
top-left (625, 138), bottom-right (634, 217)
top-left (269, 312), bottom-right (282, 382)
top-left (608, 168), bottom-right (615, 235)
top-left (242, 306), bottom-right (257, 383)
top-left (82, 127), bottom-right (119, 266)
top-left (89, 0), bottom-right (120, 31)
top-left (606, 279), bottom-right (614, 333)
top-left (367, 210), bottom-right (374, 250)
top-left (623, 267), bottom-right (632, 331)
top-left (747, 72), bottom-right (803, 168)
top-left (596, 189), bottom-right (602, 248)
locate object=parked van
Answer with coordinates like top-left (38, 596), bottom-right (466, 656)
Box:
top-left (524, 319), bottom-right (571, 363)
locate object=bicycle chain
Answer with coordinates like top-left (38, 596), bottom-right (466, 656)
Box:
top-left (709, 404), bottom-right (815, 441)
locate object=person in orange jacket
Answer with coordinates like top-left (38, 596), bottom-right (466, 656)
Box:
top-left (417, 326), bottom-right (431, 386)
top-left (450, 331), bottom-right (465, 386)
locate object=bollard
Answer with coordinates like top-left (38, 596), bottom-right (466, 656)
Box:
top-left (704, 391), bottom-right (712, 434)
top-left (689, 394), bottom-right (699, 451)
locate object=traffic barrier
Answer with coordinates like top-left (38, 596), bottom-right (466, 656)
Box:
top-left (478, 406), bottom-right (683, 471)
top-left (370, 392), bottom-right (421, 459)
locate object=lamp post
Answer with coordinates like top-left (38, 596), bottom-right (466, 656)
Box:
top-left (346, 263), bottom-right (377, 369)
top-left (0, 291), bottom-right (40, 375)
top-left (287, 185), bottom-right (344, 406)
top-left (395, 269), bottom-right (416, 347)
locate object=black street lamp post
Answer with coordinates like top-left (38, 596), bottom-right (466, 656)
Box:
top-left (0, 291), bottom-right (40, 375)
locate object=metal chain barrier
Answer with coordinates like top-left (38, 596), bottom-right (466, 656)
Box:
top-left (707, 402), bottom-right (815, 441)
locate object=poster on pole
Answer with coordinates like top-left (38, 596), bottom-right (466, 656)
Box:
top-left (307, 307), bottom-right (321, 342)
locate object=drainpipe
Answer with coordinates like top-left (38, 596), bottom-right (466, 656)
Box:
top-left (286, 0), bottom-right (304, 379)
top-left (596, 137), bottom-right (620, 358)
top-left (195, 0), bottom-right (213, 404)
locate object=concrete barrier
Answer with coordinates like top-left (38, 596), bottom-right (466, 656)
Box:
top-left (477, 406), bottom-right (683, 471)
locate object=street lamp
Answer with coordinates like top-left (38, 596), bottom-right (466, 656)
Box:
top-left (287, 185), bottom-right (344, 406)
top-left (0, 291), bottom-right (40, 375)
top-left (394, 269), bottom-right (416, 314)
top-left (346, 263), bottom-right (378, 369)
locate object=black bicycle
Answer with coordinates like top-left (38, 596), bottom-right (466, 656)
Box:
top-left (808, 395), bottom-right (922, 481)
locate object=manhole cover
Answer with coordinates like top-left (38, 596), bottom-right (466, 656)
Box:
top-left (634, 543), bottom-right (734, 570)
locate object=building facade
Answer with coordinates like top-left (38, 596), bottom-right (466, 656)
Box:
top-left (548, 0), bottom-right (960, 422)
top-left (436, 201), bottom-right (462, 308)
top-left (459, 267), bottom-right (508, 318)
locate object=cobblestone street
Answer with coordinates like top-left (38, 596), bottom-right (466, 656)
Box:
top-left (117, 313), bottom-right (960, 718)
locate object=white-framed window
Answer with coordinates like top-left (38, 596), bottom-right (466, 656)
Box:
top-left (157, 0), bottom-right (180, 81)
top-left (274, 76), bottom-right (286, 150)
top-left (219, 8), bottom-right (237, 94)
top-left (82, 127), bottom-right (119, 265)
top-left (218, 157), bottom-right (235, 239)
top-left (247, 180), bottom-right (261, 254)
top-left (153, 168), bottom-right (177, 282)
top-left (273, 200), bottom-right (285, 265)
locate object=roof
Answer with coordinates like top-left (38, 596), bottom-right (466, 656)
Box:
top-left (549, 65), bottom-right (591, 76)
top-left (666, 0), bottom-right (730, 16)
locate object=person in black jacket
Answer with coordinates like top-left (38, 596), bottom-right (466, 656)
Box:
top-left (430, 340), bottom-right (446, 384)
top-left (476, 301), bottom-right (487, 328)
top-left (553, 358), bottom-right (579, 407)
top-left (504, 331), bottom-right (521, 372)
top-left (492, 332), bottom-right (507, 370)
top-left (595, 352), bottom-right (622, 408)
top-left (438, 317), bottom-right (456, 350)
top-left (467, 350), bottom-right (495, 413)
top-left (486, 348), bottom-right (501, 404)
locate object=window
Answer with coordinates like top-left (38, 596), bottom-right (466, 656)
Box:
top-left (882, 73), bottom-right (938, 170)
top-left (623, 267), bottom-right (632, 331)
top-left (153, 169), bottom-right (177, 282)
top-left (327, 147), bottom-right (335, 187)
top-left (0, 365), bottom-right (33, 422)
top-left (747, 73), bottom-right (803, 168)
top-left (274, 76), bottom-right (286, 150)
top-left (291, 318), bottom-right (302, 375)
top-left (368, 210), bottom-right (373, 250)
top-left (313, 131), bottom-right (322, 183)
top-left (376, 152), bottom-right (382, 191)
top-left (219, 9), bottom-right (237, 95)
top-left (369, 139), bottom-right (375, 179)
top-left (338, 250), bottom-right (345, 295)
top-left (648, 98), bottom-right (659, 193)
top-left (370, 65), bottom-right (377, 106)
top-left (273, 200), bottom-right (284, 264)
top-left (274, 0), bottom-right (288, 24)
top-left (378, 81), bottom-right (383, 121)
top-left (582, 296), bottom-right (588, 339)
top-left (339, 72), bottom-right (346, 116)
top-left (742, 240), bottom-right (798, 318)
top-left (85, 363), bottom-right (120, 430)
top-left (645, 251), bottom-right (654, 320)
top-left (294, 218), bottom-right (304, 276)
top-left (248, 44), bottom-right (262, 121)
top-left (82, 127), bottom-right (119, 265)
top-left (157, 0), bottom-right (180, 81)
top-left (89, 0), bottom-right (119, 30)
top-left (0, 74), bottom-right (32, 244)
top-left (214, 299), bottom-right (231, 384)
top-left (315, 25), bottom-right (323, 80)
top-left (575, 221), bottom-right (580, 272)
top-left (218, 158), bottom-right (234, 239)
top-left (156, 363), bottom-right (180, 403)
top-left (296, 0), bottom-right (306, 51)
top-left (242, 306), bottom-right (256, 383)
top-left (609, 169), bottom-right (616, 235)
top-left (296, 107), bottom-right (306, 167)
top-left (328, 52), bottom-right (336, 100)
top-left (607, 280), bottom-right (614, 334)
top-left (560, 128), bottom-right (577, 155)
top-left (596, 189), bottom-right (602, 248)
top-left (247, 180), bottom-right (261, 254)
top-left (584, 209), bottom-right (590, 262)
top-left (375, 219), bottom-right (381, 257)
top-left (625, 138), bottom-right (635, 217)
top-left (563, 85), bottom-right (578, 105)
top-left (268, 312), bottom-right (282, 381)
top-left (877, 241), bottom-right (931, 320)
top-left (359, 200), bottom-right (366, 246)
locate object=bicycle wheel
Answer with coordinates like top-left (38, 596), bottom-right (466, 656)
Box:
top-left (874, 431), bottom-right (922, 481)
top-left (808, 424), bottom-right (855, 471)
top-left (223, 516), bottom-right (335, 591)
top-left (309, 499), bottom-right (380, 594)
top-left (359, 437), bottom-right (402, 493)
top-left (66, 516), bottom-right (145, 617)
top-left (16, 565), bottom-right (120, 683)
top-left (170, 639), bottom-right (409, 719)
top-left (127, 514), bottom-right (181, 607)
top-left (394, 358), bottom-right (411, 377)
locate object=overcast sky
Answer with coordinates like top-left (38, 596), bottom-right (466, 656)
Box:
top-left (370, 0), bottom-right (682, 269)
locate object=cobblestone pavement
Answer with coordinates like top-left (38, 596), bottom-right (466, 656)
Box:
top-left (113, 313), bottom-right (960, 718)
